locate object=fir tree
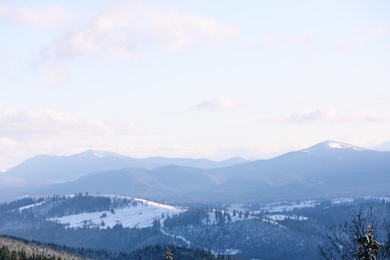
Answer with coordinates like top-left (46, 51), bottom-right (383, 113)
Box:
top-left (164, 246), bottom-right (173, 260)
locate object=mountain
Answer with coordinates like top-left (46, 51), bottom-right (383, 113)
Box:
top-left (4, 150), bottom-right (249, 183)
top-left (13, 140), bottom-right (390, 204)
top-left (210, 140), bottom-right (390, 201)
top-left (372, 140), bottom-right (390, 151)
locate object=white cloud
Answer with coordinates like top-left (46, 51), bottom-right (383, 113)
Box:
top-left (257, 33), bottom-right (279, 46)
top-left (0, 3), bottom-right (76, 29)
top-left (0, 58), bottom-right (3, 76)
top-left (252, 32), bottom-right (315, 49)
top-left (193, 97), bottom-right (239, 112)
top-left (284, 33), bottom-right (315, 47)
top-left (360, 24), bottom-right (390, 38)
top-left (44, 64), bottom-right (69, 87)
top-left (372, 24), bottom-right (389, 37)
top-left (286, 107), bottom-right (338, 123)
top-left (333, 23), bottom-right (389, 54)
top-left (332, 36), bottom-right (365, 54)
top-left (42, 1), bottom-right (238, 60)
top-left (0, 109), bottom-right (145, 137)
top-left (260, 107), bottom-right (390, 124)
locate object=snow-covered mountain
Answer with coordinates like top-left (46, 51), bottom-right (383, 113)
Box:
top-left (6, 140), bottom-right (389, 204)
top-left (4, 150), bottom-right (249, 183)
top-left (301, 140), bottom-right (365, 152)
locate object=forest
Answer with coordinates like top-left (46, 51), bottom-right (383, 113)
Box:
top-left (1, 194), bottom-right (390, 259)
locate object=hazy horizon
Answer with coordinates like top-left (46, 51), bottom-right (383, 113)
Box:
top-left (1, 139), bottom-right (388, 172)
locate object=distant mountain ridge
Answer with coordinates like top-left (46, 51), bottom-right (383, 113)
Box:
top-left (0, 141), bottom-right (390, 203)
top-left (3, 150), bottom-right (249, 184)
top-left (3, 140), bottom-right (389, 204)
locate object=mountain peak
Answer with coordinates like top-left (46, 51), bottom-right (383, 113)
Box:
top-left (77, 149), bottom-right (124, 158)
top-left (302, 140), bottom-right (366, 153)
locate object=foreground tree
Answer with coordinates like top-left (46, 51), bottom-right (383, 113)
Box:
top-left (164, 246), bottom-right (173, 260)
top-left (319, 208), bottom-right (390, 259)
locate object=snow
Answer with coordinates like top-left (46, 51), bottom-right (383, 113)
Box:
top-left (326, 141), bottom-right (365, 151)
top-left (301, 149), bottom-right (314, 155)
top-left (93, 152), bottom-right (104, 157)
top-left (363, 196), bottom-right (390, 203)
top-left (211, 249), bottom-right (241, 256)
top-left (161, 228), bottom-right (240, 256)
top-left (160, 229), bottom-right (192, 247)
top-left (328, 141), bottom-right (348, 149)
top-left (228, 204), bottom-right (250, 212)
top-left (261, 218), bottom-right (286, 228)
top-left (134, 197), bottom-right (179, 210)
top-left (49, 195), bottom-right (185, 229)
top-left (263, 214), bottom-right (308, 221)
top-left (331, 198), bottom-right (354, 204)
top-left (18, 201), bottom-right (46, 211)
top-left (259, 200), bottom-right (319, 213)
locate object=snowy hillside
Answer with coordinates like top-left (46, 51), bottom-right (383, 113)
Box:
top-left (17, 194), bottom-right (185, 229)
top-left (50, 195), bottom-right (185, 229)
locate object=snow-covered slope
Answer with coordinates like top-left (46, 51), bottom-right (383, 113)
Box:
top-left (48, 195), bottom-right (185, 229)
top-left (301, 140), bottom-right (366, 152)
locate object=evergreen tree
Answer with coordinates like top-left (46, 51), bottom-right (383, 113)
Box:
top-left (164, 246), bottom-right (173, 260)
top-left (319, 208), bottom-right (390, 260)
top-left (354, 224), bottom-right (382, 260)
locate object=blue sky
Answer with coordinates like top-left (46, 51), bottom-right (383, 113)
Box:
top-left (1, 0), bottom-right (390, 169)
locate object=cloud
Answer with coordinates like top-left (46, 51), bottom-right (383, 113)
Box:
top-left (42, 1), bottom-right (238, 60)
top-left (372, 24), bottom-right (389, 37)
top-left (284, 33), bottom-right (314, 46)
top-left (332, 23), bottom-right (389, 54)
top-left (252, 32), bottom-right (315, 49)
top-left (44, 64), bottom-right (70, 87)
top-left (0, 3), bottom-right (76, 29)
top-left (286, 107), bottom-right (338, 123)
top-left (260, 107), bottom-right (390, 124)
top-left (361, 24), bottom-right (390, 38)
top-left (0, 109), bottom-right (145, 137)
top-left (332, 37), bottom-right (365, 54)
top-left (257, 33), bottom-right (279, 46)
top-left (193, 97), bottom-right (239, 112)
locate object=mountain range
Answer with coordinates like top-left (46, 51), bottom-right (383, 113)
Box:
top-left (3, 150), bottom-right (248, 183)
top-left (1, 140), bottom-right (389, 204)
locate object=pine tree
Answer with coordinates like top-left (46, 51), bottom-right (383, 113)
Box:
top-left (164, 246), bottom-right (173, 260)
top-left (354, 224), bottom-right (382, 260)
top-left (319, 208), bottom-right (390, 259)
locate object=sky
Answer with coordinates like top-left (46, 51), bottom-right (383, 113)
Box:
top-left (1, 0), bottom-right (390, 170)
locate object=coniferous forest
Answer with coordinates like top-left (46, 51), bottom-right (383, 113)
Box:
top-left (1, 194), bottom-right (390, 259)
